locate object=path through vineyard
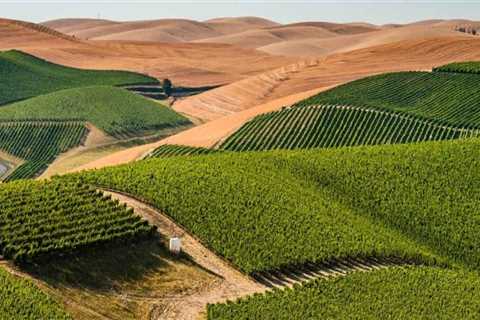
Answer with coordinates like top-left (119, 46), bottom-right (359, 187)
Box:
top-left (105, 190), bottom-right (412, 320)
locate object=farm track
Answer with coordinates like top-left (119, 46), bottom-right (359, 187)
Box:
top-left (104, 190), bottom-right (412, 320)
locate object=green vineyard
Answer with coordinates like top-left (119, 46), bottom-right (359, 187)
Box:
top-left (0, 86), bottom-right (191, 137)
top-left (433, 61), bottom-right (480, 74)
top-left (0, 267), bottom-right (71, 319)
top-left (146, 144), bottom-right (221, 159)
top-left (0, 121), bottom-right (88, 181)
top-left (219, 105), bottom-right (477, 152)
top-left (296, 72), bottom-right (480, 129)
top-left (0, 180), bottom-right (155, 263)
top-left (208, 267), bottom-right (480, 320)
top-left (0, 50), bottom-right (157, 106)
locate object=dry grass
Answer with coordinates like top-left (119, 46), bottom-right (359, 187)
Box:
top-left (20, 240), bottom-right (219, 320)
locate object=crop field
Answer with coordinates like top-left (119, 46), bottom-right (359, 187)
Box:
top-left (433, 61), bottom-right (480, 74)
top-left (0, 121), bottom-right (87, 181)
top-left (0, 50), bottom-right (157, 106)
top-left (207, 266), bottom-right (480, 320)
top-left (63, 138), bottom-right (480, 274)
top-left (296, 72), bottom-right (480, 129)
top-left (219, 105), bottom-right (477, 151)
top-left (0, 86), bottom-right (191, 137)
top-left (146, 144), bottom-right (221, 158)
top-left (0, 180), bottom-right (155, 263)
top-left (0, 267), bottom-right (70, 320)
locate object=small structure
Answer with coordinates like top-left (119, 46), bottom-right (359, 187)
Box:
top-left (169, 237), bottom-right (182, 254)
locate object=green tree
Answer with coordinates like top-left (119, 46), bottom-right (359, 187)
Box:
top-left (163, 78), bottom-right (173, 97)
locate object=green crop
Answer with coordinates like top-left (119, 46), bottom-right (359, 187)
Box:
top-left (220, 105), bottom-right (477, 151)
top-left (0, 121), bottom-right (87, 181)
top-left (433, 61), bottom-right (480, 74)
top-left (296, 72), bottom-right (480, 129)
top-left (207, 266), bottom-right (480, 320)
top-left (146, 144), bottom-right (222, 158)
top-left (0, 86), bottom-right (191, 137)
top-left (0, 50), bottom-right (157, 106)
top-left (0, 180), bottom-right (155, 263)
top-left (0, 267), bottom-right (71, 319)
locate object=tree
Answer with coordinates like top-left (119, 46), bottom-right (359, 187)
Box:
top-left (163, 78), bottom-right (173, 97)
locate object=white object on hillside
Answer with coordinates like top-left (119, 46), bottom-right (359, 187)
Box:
top-left (169, 237), bottom-right (182, 254)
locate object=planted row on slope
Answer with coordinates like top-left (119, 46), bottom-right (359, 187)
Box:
top-left (208, 267), bottom-right (480, 320)
top-left (0, 121), bottom-right (87, 181)
top-left (145, 144), bottom-right (221, 159)
top-left (296, 71), bottom-right (480, 129)
top-left (64, 138), bottom-right (480, 273)
top-left (0, 267), bottom-right (71, 319)
top-left (0, 50), bottom-right (157, 106)
top-left (0, 86), bottom-right (191, 138)
top-left (0, 180), bottom-right (155, 263)
top-left (219, 105), bottom-right (477, 152)
top-left (433, 61), bottom-right (480, 74)
top-left (63, 148), bottom-right (442, 274)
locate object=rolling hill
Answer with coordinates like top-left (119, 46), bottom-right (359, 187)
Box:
top-left (220, 70), bottom-right (480, 151)
top-left (0, 50), bottom-right (157, 106)
top-left (0, 86), bottom-right (191, 137)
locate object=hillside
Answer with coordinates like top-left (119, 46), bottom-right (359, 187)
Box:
top-left (208, 266), bottom-right (480, 320)
top-left (298, 71), bottom-right (480, 128)
top-left (0, 267), bottom-right (70, 319)
top-left (0, 121), bottom-right (87, 181)
top-left (219, 70), bottom-right (480, 151)
top-left (64, 138), bottom-right (480, 274)
top-left (0, 86), bottom-right (191, 137)
top-left (0, 50), bottom-right (157, 106)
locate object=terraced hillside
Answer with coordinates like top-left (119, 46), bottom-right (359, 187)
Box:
top-left (146, 144), bottom-right (221, 159)
top-left (0, 86), bottom-right (191, 137)
top-left (0, 267), bottom-right (70, 319)
top-left (220, 105), bottom-right (477, 151)
top-left (0, 50), bottom-right (157, 106)
top-left (0, 121), bottom-right (87, 180)
top-left (220, 71), bottom-right (480, 151)
top-left (208, 267), bottom-right (480, 320)
top-left (0, 180), bottom-right (154, 263)
top-left (433, 61), bottom-right (480, 74)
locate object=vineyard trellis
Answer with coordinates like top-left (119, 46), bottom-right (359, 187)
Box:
top-left (0, 121), bottom-right (88, 181)
top-left (219, 105), bottom-right (479, 152)
top-left (0, 180), bottom-right (155, 263)
top-left (145, 144), bottom-right (221, 159)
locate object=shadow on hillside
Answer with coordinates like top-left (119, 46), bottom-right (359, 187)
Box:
top-left (23, 239), bottom-right (192, 292)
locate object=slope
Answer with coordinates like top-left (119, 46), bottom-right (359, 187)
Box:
top-left (298, 71), bottom-right (480, 128)
top-left (0, 50), bottom-right (157, 106)
top-left (0, 86), bottom-right (191, 137)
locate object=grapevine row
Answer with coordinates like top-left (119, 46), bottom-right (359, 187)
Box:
top-left (219, 105), bottom-right (478, 152)
top-left (0, 180), bottom-right (155, 263)
top-left (0, 121), bottom-right (88, 181)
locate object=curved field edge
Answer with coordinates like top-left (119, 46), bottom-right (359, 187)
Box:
top-left (0, 266), bottom-right (71, 319)
top-left (207, 266), bottom-right (480, 320)
top-left (433, 61), bottom-right (480, 74)
top-left (0, 86), bottom-right (191, 137)
top-left (219, 104), bottom-right (478, 152)
top-left (0, 50), bottom-right (158, 106)
top-left (295, 71), bottom-right (480, 129)
top-left (59, 138), bottom-right (480, 274)
top-left (0, 121), bottom-right (88, 181)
